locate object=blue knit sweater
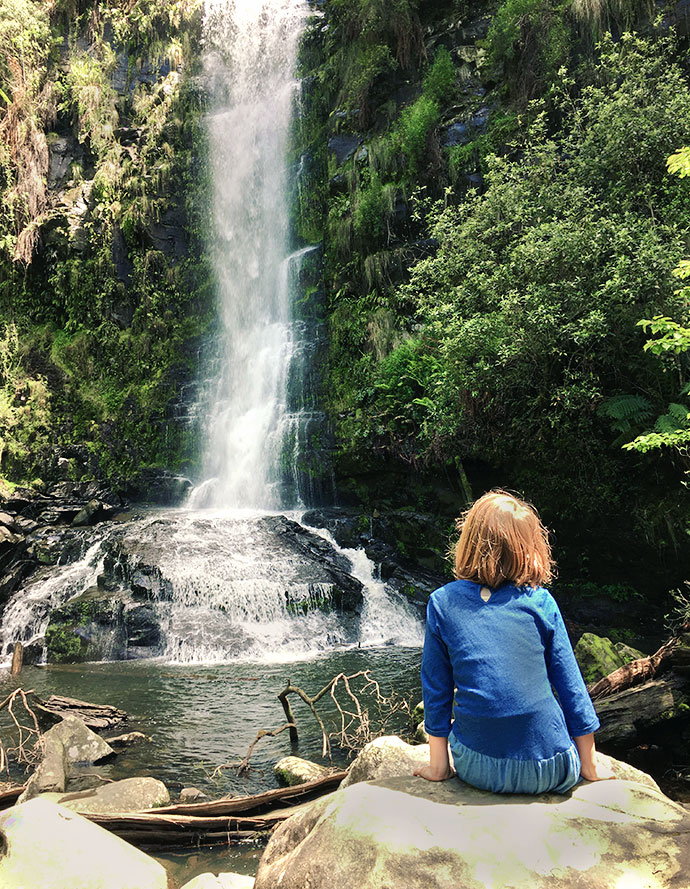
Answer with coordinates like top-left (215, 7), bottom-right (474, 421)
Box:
top-left (421, 579), bottom-right (600, 760)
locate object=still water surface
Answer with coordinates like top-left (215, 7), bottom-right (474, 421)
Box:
top-left (0, 647), bottom-right (422, 882)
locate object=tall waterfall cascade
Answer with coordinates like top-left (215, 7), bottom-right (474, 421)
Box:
top-left (0, 1), bottom-right (426, 668)
top-left (190, 0), bottom-right (315, 510)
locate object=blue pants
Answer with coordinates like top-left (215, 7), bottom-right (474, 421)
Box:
top-left (449, 733), bottom-right (581, 795)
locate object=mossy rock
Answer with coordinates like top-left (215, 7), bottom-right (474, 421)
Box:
top-left (45, 588), bottom-right (126, 664)
top-left (574, 632), bottom-right (644, 685)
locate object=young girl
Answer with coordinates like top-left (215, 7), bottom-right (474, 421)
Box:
top-left (414, 490), bottom-right (604, 794)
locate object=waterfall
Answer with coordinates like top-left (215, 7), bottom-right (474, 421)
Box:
top-left (0, 512), bottom-right (423, 666)
top-left (191, 0), bottom-right (311, 510)
top-left (0, 1), bottom-right (426, 668)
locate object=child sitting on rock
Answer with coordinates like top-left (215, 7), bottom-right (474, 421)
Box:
top-left (414, 489), bottom-right (607, 793)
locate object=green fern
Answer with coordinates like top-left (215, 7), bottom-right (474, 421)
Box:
top-left (654, 403), bottom-right (690, 434)
top-left (597, 393), bottom-right (654, 434)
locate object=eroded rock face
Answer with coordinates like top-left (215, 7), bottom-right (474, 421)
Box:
top-left (255, 773), bottom-right (690, 889)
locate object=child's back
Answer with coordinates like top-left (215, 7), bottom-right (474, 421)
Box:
top-left (415, 491), bottom-right (602, 794)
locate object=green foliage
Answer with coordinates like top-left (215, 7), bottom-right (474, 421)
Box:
top-left (395, 95), bottom-right (440, 175)
top-left (325, 0), bottom-right (423, 123)
top-left (423, 47), bottom-right (456, 107)
top-left (330, 30), bottom-right (690, 543)
top-left (0, 0), bottom-right (211, 486)
top-left (484, 0), bottom-right (571, 99)
top-left (63, 48), bottom-right (118, 157)
top-left (0, 321), bottom-right (52, 482)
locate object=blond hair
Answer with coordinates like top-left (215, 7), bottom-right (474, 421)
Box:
top-left (454, 490), bottom-right (554, 589)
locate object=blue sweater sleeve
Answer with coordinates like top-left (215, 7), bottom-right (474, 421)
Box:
top-left (421, 594), bottom-right (455, 737)
top-left (543, 594), bottom-right (600, 737)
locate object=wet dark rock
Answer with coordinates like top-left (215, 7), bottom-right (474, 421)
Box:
top-left (125, 468), bottom-right (193, 505)
top-left (327, 134), bottom-right (362, 166)
top-left (44, 582), bottom-right (165, 663)
top-left (445, 120), bottom-right (469, 146)
top-left (72, 499), bottom-right (108, 527)
top-left (124, 603), bottom-right (161, 648)
top-left (260, 514), bottom-right (364, 611)
top-left (25, 527), bottom-right (92, 566)
top-left (111, 225), bottom-right (133, 287)
top-left (144, 205), bottom-right (188, 259)
top-left (111, 51), bottom-right (129, 94)
top-left (45, 587), bottom-right (128, 663)
top-left (0, 562), bottom-right (35, 609)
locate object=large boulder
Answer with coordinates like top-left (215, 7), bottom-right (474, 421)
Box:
top-left (574, 632), bottom-right (644, 684)
top-left (19, 716), bottom-right (115, 803)
top-left (254, 737), bottom-right (684, 889)
top-left (340, 735), bottom-right (430, 788)
top-left (46, 715), bottom-right (115, 765)
top-left (0, 798), bottom-right (168, 889)
top-left (255, 772), bottom-right (689, 889)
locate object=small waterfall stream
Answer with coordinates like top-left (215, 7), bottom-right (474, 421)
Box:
top-left (0, 512), bottom-right (423, 665)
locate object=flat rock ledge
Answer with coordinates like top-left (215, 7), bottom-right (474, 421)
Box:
top-left (254, 738), bottom-right (690, 889)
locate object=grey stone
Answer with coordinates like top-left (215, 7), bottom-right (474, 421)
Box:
top-left (327, 134), bottom-right (361, 166)
top-left (46, 715), bottom-right (115, 765)
top-left (105, 731), bottom-right (150, 748)
top-left (179, 786), bottom-right (207, 802)
top-left (274, 756), bottom-right (329, 786)
top-left (19, 734), bottom-right (67, 801)
top-left (44, 776), bottom-right (170, 813)
top-left (0, 798), bottom-right (168, 889)
top-left (72, 498), bottom-right (103, 527)
top-left (340, 736), bottom-right (430, 788)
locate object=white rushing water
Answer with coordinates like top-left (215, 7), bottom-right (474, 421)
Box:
top-left (0, 512), bottom-right (423, 665)
top-left (190, 0), bottom-right (311, 510)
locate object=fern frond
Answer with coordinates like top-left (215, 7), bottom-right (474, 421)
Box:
top-left (597, 394), bottom-right (654, 433)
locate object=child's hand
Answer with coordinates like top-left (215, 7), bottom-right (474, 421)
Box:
top-left (580, 753), bottom-right (616, 782)
top-left (413, 763), bottom-right (455, 782)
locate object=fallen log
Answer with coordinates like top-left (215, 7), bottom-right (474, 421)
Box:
top-left (31, 694), bottom-right (127, 730)
top-left (150, 770), bottom-right (347, 818)
top-left (593, 674), bottom-right (690, 748)
top-left (588, 629), bottom-right (690, 701)
top-left (0, 785), bottom-right (25, 810)
top-left (85, 771), bottom-right (347, 850)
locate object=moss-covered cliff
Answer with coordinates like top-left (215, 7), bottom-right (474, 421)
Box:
top-left (0, 0), bottom-right (211, 493)
top-left (2, 0), bottom-right (690, 596)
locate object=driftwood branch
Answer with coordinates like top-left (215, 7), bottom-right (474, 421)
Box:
top-left (213, 722), bottom-right (297, 777)
top-left (276, 671), bottom-right (413, 765)
top-left (0, 688), bottom-right (42, 771)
